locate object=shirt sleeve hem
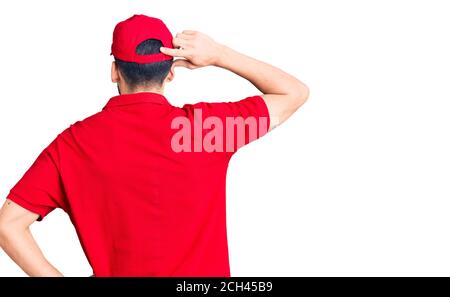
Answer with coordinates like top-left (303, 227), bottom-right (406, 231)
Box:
top-left (6, 192), bottom-right (51, 221)
top-left (254, 95), bottom-right (271, 132)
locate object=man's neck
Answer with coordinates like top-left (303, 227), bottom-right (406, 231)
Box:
top-left (119, 85), bottom-right (165, 96)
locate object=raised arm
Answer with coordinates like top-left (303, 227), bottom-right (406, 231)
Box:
top-left (161, 30), bottom-right (309, 130)
top-left (0, 200), bottom-right (63, 276)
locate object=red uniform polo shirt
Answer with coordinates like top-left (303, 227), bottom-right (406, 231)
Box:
top-left (7, 92), bottom-right (270, 276)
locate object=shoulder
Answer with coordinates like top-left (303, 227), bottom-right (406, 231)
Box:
top-left (181, 95), bottom-right (268, 120)
top-left (59, 110), bottom-right (111, 136)
top-left (50, 110), bottom-right (109, 152)
top-left (67, 110), bottom-right (109, 131)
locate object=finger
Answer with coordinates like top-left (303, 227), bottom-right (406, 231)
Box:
top-left (176, 33), bottom-right (195, 40)
top-left (182, 30), bottom-right (197, 35)
top-left (172, 37), bottom-right (192, 48)
top-left (173, 59), bottom-right (197, 70)
top-left (160, 47), bottom-right (185, 57)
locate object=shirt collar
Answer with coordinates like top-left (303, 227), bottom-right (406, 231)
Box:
top-left (103, 92), bottom-right (170, 110)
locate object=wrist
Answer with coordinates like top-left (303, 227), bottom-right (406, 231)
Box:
top-left (213, 44), bottom-right (232, 68)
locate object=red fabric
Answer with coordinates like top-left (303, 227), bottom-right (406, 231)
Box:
top-left (7, 92), bottom-right (270, 277)
top-left (111, 15), bottom-right (174, 64)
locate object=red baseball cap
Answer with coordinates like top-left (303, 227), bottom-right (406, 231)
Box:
top-left (111, 14), bottom-right (174, 64)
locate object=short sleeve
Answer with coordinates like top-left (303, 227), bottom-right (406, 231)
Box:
top-left (182, 96), bottom-right (270, 154)
top-left (7, 138), bottom-right (68, 221)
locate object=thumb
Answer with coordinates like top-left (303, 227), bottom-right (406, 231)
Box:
top-left (172, 59), bottom-right (197, 70)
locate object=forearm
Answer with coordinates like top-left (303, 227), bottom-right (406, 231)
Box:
top-left (215, 45), bottom-right (308, 97)
top-left (0, 227), bottom-right (62, 277)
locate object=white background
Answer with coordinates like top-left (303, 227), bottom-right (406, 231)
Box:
top-left (0, 0), bottom-right (449, 276)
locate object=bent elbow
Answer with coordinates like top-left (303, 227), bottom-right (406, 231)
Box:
top-left (0, 217), bottom-right (18, 246)
top-left (292, 83), bottom-right (310, 110)
top-left (0, 220), bottom-right (9, 247)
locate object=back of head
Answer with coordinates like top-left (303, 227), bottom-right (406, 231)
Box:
top-left (111, 15), bottom-right (174, 92)
top-left (115, 39), bottom-right (173, 90)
